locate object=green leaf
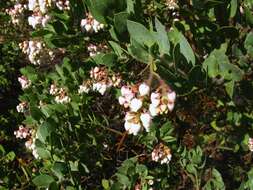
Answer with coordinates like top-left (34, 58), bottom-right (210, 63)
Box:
top-left (245, 7), bottom-right (253, 26)
top-left (32, 174), bottom-right (55, 187)
top-left (69, 161), bottom-right (79, 171)
top-left (87, 0), bottom-right (126, 23)
top-left (159, 121), bottom-right (175, 142)
top-left (36, 147), bottom-right (51, 159)
top-left (20, 66), bottom-right (38, 82)
top-left (202, 43), bottom-right (244, 97)
top-left (154, 18), bottom-right (170, 55)
top-left (203, 168), bottom-right (225, 190)
top-left (102, 179), bottom-right (110, 189)
top-left (202, 44), bottom-right (236, 79)
top-left (229, 0), bottom-right (238, 18)
top-left (30, 106), bottom-right (44, 121)
top-left (37, 121), bottom-right (55, 143)
top-left (109, 41), bottom-right (124, 56)
top-left (66, 186), bottom-right (76, 190)
top-left (127, 20), bottom-right (156, 47)
top-left (244, 32), bottom-right (253, 57)
top-left (136, 164), bottom-right (148, 175)
top-left (225, 80), bottom-right (235, 98)
top-left (37, 125), bottom-right (49, 144)
top-left (186, 164), bottom-right (197, 175)
top-left (127, 0), bottom-right (135, 13)
top-left (116, 173), bottom-right (131, 186)
top-left (0, 145), bottom-right (5, 156)
top-left (128, 39), bottom-right (150, 63)
top-left (51, 162), bottom-right (67, 180)
top-left (168, 28), bottom-right (195, 65)
top-left (51, 12), bottom-right (70, 21)
top-left (5, 151), bottom-right (15, 162)
top-left (114, 12), bottom-right (129, 38)
top-left (41, 105), bottom-right (54, 118)
top-left (102, 53), bottom-right (118, 67)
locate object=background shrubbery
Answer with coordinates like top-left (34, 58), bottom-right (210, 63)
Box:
top-left (1, 0), bottom-right (253, 189)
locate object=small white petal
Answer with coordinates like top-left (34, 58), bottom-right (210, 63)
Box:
top-left (149, 104), bottom-right (159, 116)
top-left (118, 96), bottom-right (126, 105)
top-left (128, 123), bottom-right (141, 135)
top-left (140, 112), bottom-right (152, 132)
top-left (167, 91), bottom-right (176, 102)
top-left (85, 24), bottom-right (92, 32)
top-left (139, 83), bottom-right (150, 96)
top-left (124, 121), bottom-right (131, 131)
top-left (167, 103), bottom-right (174, 111)
top-left (130, 98), bottom-right (142, 112)
top-left (98, 84), bottom-right (107, 95)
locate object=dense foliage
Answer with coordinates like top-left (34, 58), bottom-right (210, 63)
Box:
top-left (1, 0), bottom-right (253, 189)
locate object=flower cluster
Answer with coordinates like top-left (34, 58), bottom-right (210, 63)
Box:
top-left (19, 40), bottom-right (54, 65)
top-left (118, 83), bottom-right (176, 135)
top-left (28, 0), bottom-right (52, 13)
top-left (248, 138), bottom-right (253, 152)
top-left (6, 3), bottom-right (27, 25)
top-left (49, 84), bottom-right (71, 104)
top-left (165, 0), bottom-right (178, 10)
top-left (151, 143), bottom-right (172, 164)
top-left (78, 67), bottom-right (121, 95)
top-left (16, 102), bottom-right (29, 113)
top-left (54, 0), bottom-right (70, 11)
top-left (28, 12), bottom-right (51, 28)
top-left (14, 126), bottom-right (40, 159)
top-left (27, 0), bottom-right (52, 28)
top-left (18, 76), bottom-right (31, 89)
top-left (149, 90), bottom-right (176, 117)
top-left (14, 125), bottom-right (31, 139)
top-left (25, 134), bottom-right (40, 159)
top-left (87, 43), bottom-right (108, 57)
top-left (119, 83), bottom-right (151, 135)
top-left (80, 13), bottom-right (104, 33)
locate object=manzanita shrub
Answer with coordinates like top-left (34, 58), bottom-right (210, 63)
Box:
top-left (1, 0), bottom-right (253, 189)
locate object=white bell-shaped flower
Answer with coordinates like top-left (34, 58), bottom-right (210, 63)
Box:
top-left (128, 122), bottom-right (141, 136)
top-left (118, 96), bottom-right (126, 105)
top-left (140, 112), bottom-right (152, 132)
top-left (167, 91), bottom-right (176, 102)
top-left (139, 83), bottom-right (150, 96)
top-left (149, 104), bottom-right (159, 116)
top-left (151, 92), bottom-right (160, 107)
top-left (167, 102), bottom-right (174, 111)
top-left (130, 98), bottom-right (142, 112)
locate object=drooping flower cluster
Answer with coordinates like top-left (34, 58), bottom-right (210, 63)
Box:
top-left (119, 83), bottom-right (151, 135)
top-left (19, 40), bottom-right (54, 65)
top-left (54, 0), bottom-right (70, 11)
top-left (78, 67), bottom-right (122, 95)
top-left (151, 143), bottom-right (172, 164)
top-left (16, 102), bottom-right (29, 113)
top-left (14, 125), bottom-right (31, 139)
top-left (118, 82), bottom-right (176, 135)
top-left (18, 75), bottom-right (31, 89)
top-left (14, 125), bottom-right (40, 159)
top-left (25, 132), bottom-right (40, 159)
top-left (28, 0), bottom-right (52, 13)
top-left (87, 43), bottom-right (108, 57)
top-left (6, 3), bottom-right (27, 25)
top-left (248, 138), bottom-right (253, 152)
top-left (165, 0), bottom-right (178, 10)
top-left (49, 84), bottom-right (71, 104)
top-left (149, 90), bottom-right (176, 117)
top-left (28, 12), bottom-right (51, 28)
top-left (27, 0), bottom-right (52, 28)
top-left (80, 13), bottom-right (104, 33)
